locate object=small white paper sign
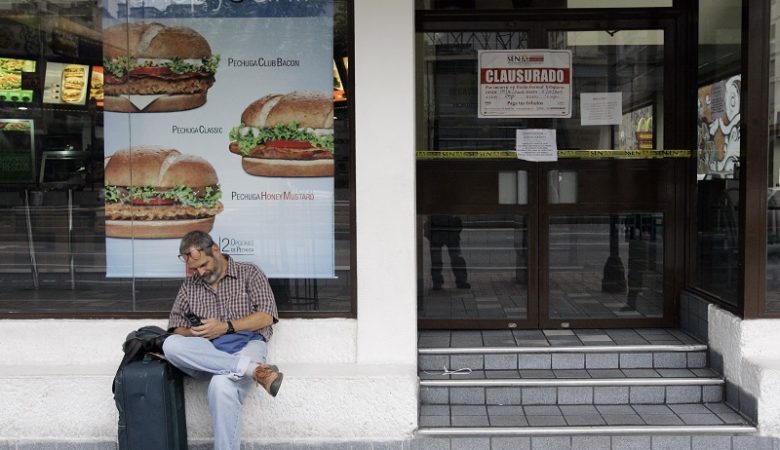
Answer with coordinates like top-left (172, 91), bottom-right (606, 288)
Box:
top-left (515, 129), bottom-right (558, 162)
top-left (580, 92), bottom-right (622, 126)
top-left (709, 82), bottom-right (725, 116)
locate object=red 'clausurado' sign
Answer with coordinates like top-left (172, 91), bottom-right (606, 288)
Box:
top-left (480, 68), bottom-right (571, 84)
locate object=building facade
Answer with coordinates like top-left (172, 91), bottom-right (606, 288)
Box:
top-left (1, 0), bottom-right (779, 449)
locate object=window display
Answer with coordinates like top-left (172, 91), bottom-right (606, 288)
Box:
top-left (0, 119), bottom-right (34, 182)
top-left (0, 57), bottom-right (36, 103)
top-left (0, 0), bottom-right (354, 317)
top-left (42, 62), bottom-right (90, 105)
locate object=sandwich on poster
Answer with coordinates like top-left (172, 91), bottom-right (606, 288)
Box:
top-left (229, 91), bottom-right (334, 177)
top-left (104, 146), bottom-right (223, 238)
top-left (102, 22), bottom-right (220, 113)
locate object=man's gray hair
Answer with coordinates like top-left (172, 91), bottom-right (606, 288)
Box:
top-left (179, 231), bottom-right (216, 256)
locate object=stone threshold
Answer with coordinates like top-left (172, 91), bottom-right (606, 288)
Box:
top-left (419, 344), bottom-right (707, 354)
top-left (417, 425), bottom-right (757, 436)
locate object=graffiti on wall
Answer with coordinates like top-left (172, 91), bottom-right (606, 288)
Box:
top-left (698, 74), bottom-right (741, 175)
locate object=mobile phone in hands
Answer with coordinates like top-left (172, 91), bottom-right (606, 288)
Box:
top-left (184, 311), bottom-right (203, 327)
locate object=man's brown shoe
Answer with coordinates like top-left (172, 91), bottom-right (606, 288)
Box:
top-left (253, 364), bottom-right (283, 397)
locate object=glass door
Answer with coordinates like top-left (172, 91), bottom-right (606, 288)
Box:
top-left (416, 30), bottom-right (539, 329)
top-left (416, 14), bottom-right (687, 329)
top-left (538, 27), bottom-right (677, 328)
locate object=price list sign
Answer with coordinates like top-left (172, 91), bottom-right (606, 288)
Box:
top-left (478, 50), bottom-right (572, 118)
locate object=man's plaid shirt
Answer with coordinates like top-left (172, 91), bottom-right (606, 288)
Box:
top-left (168, 256), bottom-right (278, 341)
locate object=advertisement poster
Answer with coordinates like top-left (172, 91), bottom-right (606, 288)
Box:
top-left (478, 49), bottom-right (572, 118)
top-left (103, 1), bottom-right (335, 279)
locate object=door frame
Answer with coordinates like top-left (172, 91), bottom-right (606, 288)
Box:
top-left (416, 6), bottom-right (695, 329)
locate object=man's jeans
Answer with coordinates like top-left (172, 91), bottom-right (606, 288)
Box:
top-left (162, 334), bottom-right (268, 450)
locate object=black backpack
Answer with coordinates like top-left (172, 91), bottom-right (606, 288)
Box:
top-left (112, 325), bottom-right (172, 393)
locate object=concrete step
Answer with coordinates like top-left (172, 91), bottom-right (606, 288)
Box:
top-left (413, 329), bottom-right (769, 449)
top-left (419, 402), bottom-right (750, 428)
top-left (418, 329), bottom-right (708, 374)
top-left (419, 344), bottom-right (709, 372)
top-left (416, 402), bottom-right (757, 448)
top-left (420, 371), bottom-right (724, 406)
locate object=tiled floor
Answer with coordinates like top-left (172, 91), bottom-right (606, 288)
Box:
top-left (419, 223), bottom-right (665, 321)
top-left (418, 403), bottom-right (749, 428)
top-left (419, 271), bottom-right (665, 321)
top-left (418, 328), bottom-right (703, 348)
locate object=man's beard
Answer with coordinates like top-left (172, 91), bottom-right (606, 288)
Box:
top-left (202, 258), bottom-right (222, 284)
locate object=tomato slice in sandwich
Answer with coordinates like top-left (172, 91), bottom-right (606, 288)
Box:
top-left (264, 140), bottom-right (313, 149)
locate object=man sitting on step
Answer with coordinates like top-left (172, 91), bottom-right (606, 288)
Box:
top-left (162, 231), bottom-right (283, 450)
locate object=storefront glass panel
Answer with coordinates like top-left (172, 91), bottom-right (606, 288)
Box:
top-left (547, 29), bottom-right (665, 151)
top-left (418, 29), bottom-right (664, 156)
top-left (695, 0), bottom-right (741, 307)
top-left (419, 214), bottom-right (529, 323)
top-left (0, 0), bottom-right (354, 316)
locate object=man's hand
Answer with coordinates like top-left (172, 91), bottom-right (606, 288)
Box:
top-left (191, 318), bottom-right (228, 340)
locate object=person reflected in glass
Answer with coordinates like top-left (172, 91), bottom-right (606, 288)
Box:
top-left (625, 215), bottom-right (657, 313)
top-left (425, 214), bottom-right (470, 290)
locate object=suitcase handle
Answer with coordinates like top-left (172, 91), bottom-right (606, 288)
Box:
top-left (143, 352), bottom-right (167, 363)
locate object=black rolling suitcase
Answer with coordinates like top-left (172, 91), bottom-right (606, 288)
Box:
top-left (114, 354), bottom-right (188, 450)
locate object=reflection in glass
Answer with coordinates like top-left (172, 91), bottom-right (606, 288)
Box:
top-left (549, 30), bottom-right (664, 151)
top-left (548, 170), bottom-right (577, 204)
top-left (419, 214), bottom-right (528, 321)
top-left (618, 104), bottom-right (654, 150)
top-left (548, 214), bottom-right (663, 319)
top-left (696, 178), bottom-right (739, 302)
top-left (418, 31), bottom-right (529, 153)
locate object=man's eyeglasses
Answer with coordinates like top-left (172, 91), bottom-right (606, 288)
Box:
top-left (178, 247), bottom-right (206, 263)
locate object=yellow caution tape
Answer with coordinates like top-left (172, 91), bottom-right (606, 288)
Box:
top-left (416, 149), bottom-right (692, 160)
top-left (416, 151), bottom-right (517, 159)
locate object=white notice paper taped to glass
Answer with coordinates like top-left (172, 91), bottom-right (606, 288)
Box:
top-left (580, 92), bottom-right (622, 126)
top-left (515, 129), bottom-right (558, 162)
